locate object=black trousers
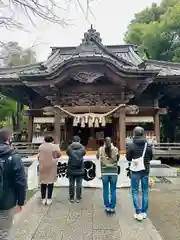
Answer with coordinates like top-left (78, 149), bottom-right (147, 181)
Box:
top-left (40, 183), bottom-right (54, 199)
top-left (69, 176), bottom-right (83, 200)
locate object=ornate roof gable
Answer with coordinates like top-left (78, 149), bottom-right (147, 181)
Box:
top-left (0, 26), bottom-right (160, 78)
top-left (76, 25), bottom-right (134, 67)
top-left (81, 24), bottom-right (102, 45)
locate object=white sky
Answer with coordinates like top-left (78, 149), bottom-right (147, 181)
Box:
top-left (0, 0), bottom-right (161, 61)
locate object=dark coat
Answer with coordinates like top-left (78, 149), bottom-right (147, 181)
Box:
top-left (126, 137), bottom-right (153, 174)
top-left (0, 144), bottom-right (27, 210)
top-left (66, 142), bottom-right (86, 177)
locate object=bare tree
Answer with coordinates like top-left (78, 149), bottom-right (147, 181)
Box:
top-left (0, 0), bottom-right (95, 29)
top-left (0, 41), bottom-right (37, 66)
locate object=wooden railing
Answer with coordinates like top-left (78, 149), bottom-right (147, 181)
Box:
top-left (13, 142), bottom-right (39, 156)
top-left (126, 131), bottom-right (155, 138)
top-left (14, 141), bottom-right (180, 159)
top-left (153, 143), bottom-right (180, 150)
top-left (153, 143), bottom-right (180, 159)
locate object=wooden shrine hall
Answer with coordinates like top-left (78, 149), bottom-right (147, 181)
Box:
top-left (0, 26), bottom-right (180, 153)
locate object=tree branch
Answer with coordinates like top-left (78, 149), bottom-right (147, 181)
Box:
top-left (0, 0), bottom-right (94, 29)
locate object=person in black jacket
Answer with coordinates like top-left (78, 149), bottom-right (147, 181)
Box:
top-left (0, 127), bottom-right (27, 239)
top-left (126, 126), bottom-right (153, 221)
top-left (66, 136), bottom-right (86, 203)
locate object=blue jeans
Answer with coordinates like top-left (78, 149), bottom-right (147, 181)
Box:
top-left (131, 172), bottom-right (149, 214)
top-left (102, 175), bottom-right (117, 209)
top-left (69, 176), bottom-right (82, 200)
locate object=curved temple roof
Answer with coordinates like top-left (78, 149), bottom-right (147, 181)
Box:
top-left (0, 26), bottom-right (180, 80)
top-left (0, 27), bottom-right (180, 106)
top-left (0, 26), bottom-right (160, 79)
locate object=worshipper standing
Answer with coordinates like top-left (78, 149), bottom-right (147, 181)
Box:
top-left (126, 126), bottom-right (153, 221)
top-left (96, 137), bottom-right (119, 213)
top-left (0, 127), bottom-right (27, 240)
top-left (38, 135), bottom-right (60, 205)
top-left (66, 136), bottom-right (86, 203)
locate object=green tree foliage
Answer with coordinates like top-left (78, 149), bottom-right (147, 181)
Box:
top-left (125, 0), bottom-right (180, 62)
top-left (0, 42), bottom-right (36, 130)
top-left (0, 96), bottom-right (16, 126)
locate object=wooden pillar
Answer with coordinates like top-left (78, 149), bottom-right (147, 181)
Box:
top-left (64, 117), bottom-right (67, 143)
top-left (154, 99), bottom-right (160, 142)
top-left (28, 115), bottom-right (33, 142)
top-left (54, 109), bottom-right (61, 144)
top-left (116, 118), bottom-right (119, 148)
top-left (119, 107), bottom-right (126, 155)
top-left (119, 85), bottom-right (126, 155)
top-left (67, 117), bottom-right (73, 144)
top-left (16, 102), bottom-right (23, 131)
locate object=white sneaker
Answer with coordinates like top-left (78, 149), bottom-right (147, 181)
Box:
top-left (42, 199), bottom-right (46, 205)
top-left (105, 207), bottom-right (110, 212)
top-left (134, 213), bottom-right (143, 221)
top-left (109, 208), bottom-right (116, 213)
top-left (141, 213), bottom-right (147, 219)
top-left (46, 199), bottom-right (52, 206)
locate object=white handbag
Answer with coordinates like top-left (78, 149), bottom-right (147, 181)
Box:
top-left (130, 142), bottom-right (147, 172)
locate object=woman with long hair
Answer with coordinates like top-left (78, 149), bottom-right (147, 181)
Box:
top-left (96, 137), bottom-right (119, 213)
top-left (38, 136), bottom-right (60, 205)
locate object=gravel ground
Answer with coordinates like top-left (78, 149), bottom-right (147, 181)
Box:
top-left (149, 184), bottom-right (180, 240)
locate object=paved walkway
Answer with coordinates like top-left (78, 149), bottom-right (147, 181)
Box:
top-left (12, 188), bottom-right (163, 240)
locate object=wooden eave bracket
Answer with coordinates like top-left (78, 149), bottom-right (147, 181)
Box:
top-left (156, 108), bottom-right (167, 115)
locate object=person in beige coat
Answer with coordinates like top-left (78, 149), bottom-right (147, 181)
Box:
top-left (38, 136), bottom-right (60, 205)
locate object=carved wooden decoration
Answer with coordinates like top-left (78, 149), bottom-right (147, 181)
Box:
top-left (73, 72), bottom-right (103, 83)
top-left (125, 105), bottom-right (139, 115)
top-left (57, 92), bottom-right (126, 106)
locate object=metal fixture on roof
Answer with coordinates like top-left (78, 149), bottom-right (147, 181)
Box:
top-left (82, 25), bottom-right (102, 45)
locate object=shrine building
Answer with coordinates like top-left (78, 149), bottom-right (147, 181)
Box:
top-left (0, 26), bottom-right (180, 153)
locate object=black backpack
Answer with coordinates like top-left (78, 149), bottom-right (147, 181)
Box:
top-left (0, 158), bottom-right (5, 200)
top-left (0, 155), bottom-right (12, 201)
top-left (69, 151), bottom-right (83, 169)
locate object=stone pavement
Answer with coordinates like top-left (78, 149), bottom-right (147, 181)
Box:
top-left (149, 184), bottom-right (180, 240)
top-left (12, 188), bottom-right (163, 240)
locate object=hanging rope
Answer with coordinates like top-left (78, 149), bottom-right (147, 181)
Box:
top-left (54, 104), bottom-right (126, 128)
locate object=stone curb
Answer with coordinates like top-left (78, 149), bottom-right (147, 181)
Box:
top-left (145, 218), bottom-right (164, 240)
top-left (13, 191), bottom-right (40, 227)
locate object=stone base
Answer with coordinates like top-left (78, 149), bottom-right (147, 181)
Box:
top-left (150, 164), bottom-right (177, 177)
top-left (23, 156), bottom-right (177, 189)
top-left (54, 156), bottom-right (131, 188)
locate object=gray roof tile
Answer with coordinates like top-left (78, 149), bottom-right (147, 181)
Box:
top-left (0, 73), bottom-right (19, 79)
top-left (110, 46), bottom-right (143, 66)
top-left (146, 60), bottom-right (180, 76)
top-left (0, 28), bottom-right (180, 79)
